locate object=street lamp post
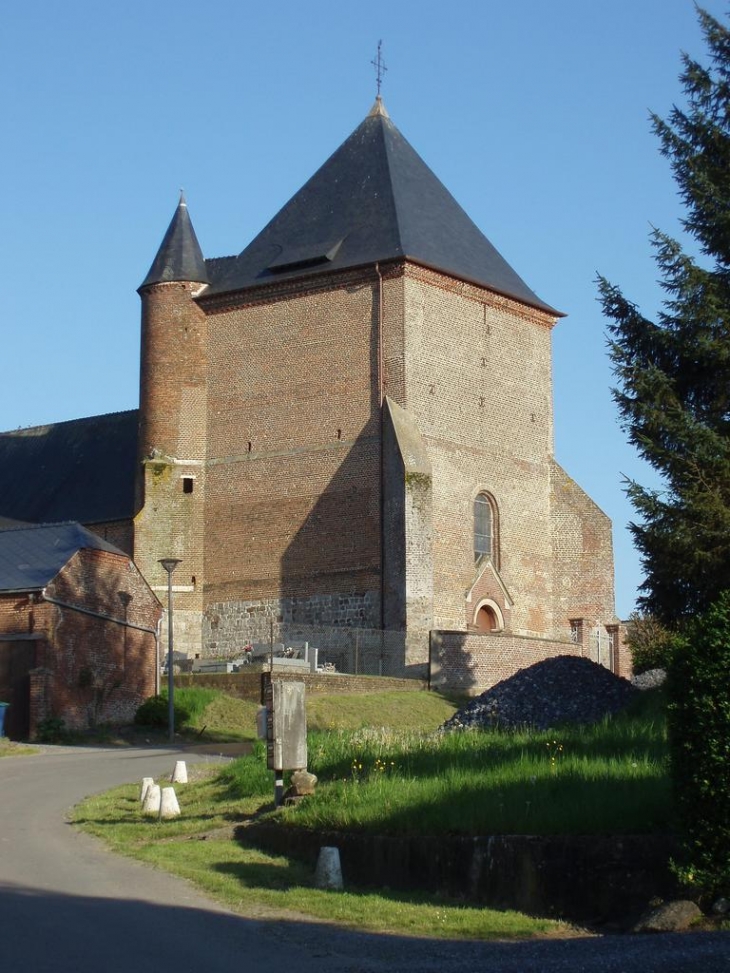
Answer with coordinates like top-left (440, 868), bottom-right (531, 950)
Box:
top-left (159, 558), bottom-right (182, 743)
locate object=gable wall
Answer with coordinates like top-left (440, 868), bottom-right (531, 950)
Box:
top-left (396, 266), bottom-right (560, 636)
top-left (550, 462), bottom-right (616, 630)
top-left (0, 551), bottom-right (159, 735)
top-left (41, 549), bottom-right (159, 731)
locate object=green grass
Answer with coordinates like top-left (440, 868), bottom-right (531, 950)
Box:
top-left (161, 687), bottom-right (459, 744)
top-left (71, 688), bottom-right (669, 939)
top-left (0, 737), bottom-right (37, 757)
top-left (241, 689), bottom-right (672, 836)
top-left (72, 768), bottom-right (575, 940)
top-left (306, 690), bottom-right (460, 732)
top-left (172, 687), bottom-right (260, 742)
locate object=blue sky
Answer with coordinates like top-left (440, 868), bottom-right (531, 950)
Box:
top-left (1, 1), bottom-right (724, 618)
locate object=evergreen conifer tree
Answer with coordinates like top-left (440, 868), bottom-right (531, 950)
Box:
top-left (599, 8), bottom-right (730, 626)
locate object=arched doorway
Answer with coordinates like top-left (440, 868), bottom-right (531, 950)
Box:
top-left (475, 605), bottom-right (498, 632)
top-left (474, 600), bottom-right (503, 633)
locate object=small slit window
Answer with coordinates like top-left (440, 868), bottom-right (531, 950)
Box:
top-left (182, 477), bottom-right (194, 494)
top-left (474, 492), bottom-right (497, 564)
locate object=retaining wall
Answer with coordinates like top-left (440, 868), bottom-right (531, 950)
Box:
top-left (242, 824), bottom-right (679, 924)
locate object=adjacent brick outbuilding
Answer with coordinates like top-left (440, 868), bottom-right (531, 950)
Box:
top-left (0, 522), bottom-right (161, 738)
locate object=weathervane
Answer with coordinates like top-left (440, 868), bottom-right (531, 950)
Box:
top-left (371, 40), bottom-right (387, 97)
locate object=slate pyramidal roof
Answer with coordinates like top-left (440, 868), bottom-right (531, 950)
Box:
top-left (142, 99), bottom-right (560, 316)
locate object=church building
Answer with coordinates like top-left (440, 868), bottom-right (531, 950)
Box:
top-left (0, 98), bottom-right (620, 684)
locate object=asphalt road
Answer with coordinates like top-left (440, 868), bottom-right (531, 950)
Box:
top-left (0, 746), bottom-right (728, 973)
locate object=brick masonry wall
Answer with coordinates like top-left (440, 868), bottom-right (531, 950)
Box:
top-left (0, 595), bottom-right (53, 638)
top-left (135, 280), bottom-right (208, 658)
top-left (397, 266), bottom-right (559, 636)
top-left (200, 270), bottom-right (382, 614)
top-left (131, 256), bottom-right (619, 678)
top-left (550, 461), bottom-right (617, 636)
top-left (47, 549), bottom-right (161, 630)
top-left (85, 519), bottom-right (134, 556)
top-left (0, 550), bottom-right (163, 734)
top-left (432, 630), bottom-right (594, 696)
top-left (614, 623), bottom-right (633, 680)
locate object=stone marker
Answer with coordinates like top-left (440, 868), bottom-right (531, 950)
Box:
top-left (171, 760), bottom-right (188, 784)
top-left (140, 777), bottom-right (154, 803)
top-left (290, 769), bottom-right (317, 796)
top-left (315, 846), bottom-right (343, 890)
top-left (142, 783), bottom-right (161, 816)
top-left (159, 786), bottom-right (181, 819)
top-left (634, 900), bottom-right (702, 933)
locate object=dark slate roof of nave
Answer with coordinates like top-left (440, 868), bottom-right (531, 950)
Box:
top-left (0, 521), bottom-right (125, 593)
top-left (201, 100), bottom-right (558, 315)
top-left (0, 411), bottom-right (138, 526)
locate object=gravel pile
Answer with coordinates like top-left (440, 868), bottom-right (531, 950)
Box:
top-left (631, 667), bottom-right (667, 691)
top-left (441, 655), bottom-right (638, 732)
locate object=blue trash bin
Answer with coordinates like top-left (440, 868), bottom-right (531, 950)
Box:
top-left (0, 702), bottom-right (8, 737)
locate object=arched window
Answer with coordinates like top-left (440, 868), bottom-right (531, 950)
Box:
top-left (474, 492), bottom-right (497, 565)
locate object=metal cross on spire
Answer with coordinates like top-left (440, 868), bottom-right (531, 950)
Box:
top-left (371, 40), bottom-right (387, 97)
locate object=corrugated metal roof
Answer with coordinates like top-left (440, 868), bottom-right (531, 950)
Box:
top-left (0, 521), bottom-right (125, 593)
top-left (202, 100), bottom-right (559, 315)
top-left (0, 410), bottom-right (138, 525)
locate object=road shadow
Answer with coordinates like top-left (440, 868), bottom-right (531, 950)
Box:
top-left (0, 883), bottom-right (727, 973)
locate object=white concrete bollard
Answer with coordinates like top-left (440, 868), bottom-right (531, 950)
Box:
top-left (159, 786), bottom-right (181, 819)
top-left (314, 846), bottom-right (343, 890)
top-left (140, 777), bottom-right (155, 803)
top-left (171, 760), bottom-right (188, 784)
top-left (142, 783), bottom-right (161, 816)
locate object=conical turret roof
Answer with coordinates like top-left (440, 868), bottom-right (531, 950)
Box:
top-left (139, 193), bottom-right (209, 290)
top-left (205, 100), bottom-right (557, 314)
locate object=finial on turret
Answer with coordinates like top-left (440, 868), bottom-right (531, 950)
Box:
top-left (371, 40), bottom-right (387, 97)
top-left (179, 188), bottom-right (186, 206)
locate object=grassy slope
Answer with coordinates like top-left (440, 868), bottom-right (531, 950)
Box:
top-left (173, 688), bottom-right (460, 743)
top-left (72, 688), bottom-right (666, 939)
top-left (71, 686), bottom-right (581, 939)
top-left (73, 770), bottom-right (575, 941)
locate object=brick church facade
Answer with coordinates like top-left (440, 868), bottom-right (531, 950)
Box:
top-left (0, 98), bottom-right (622, 685)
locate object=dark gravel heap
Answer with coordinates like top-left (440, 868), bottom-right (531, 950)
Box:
top-left (441, 655), bottom-right (638, 732)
